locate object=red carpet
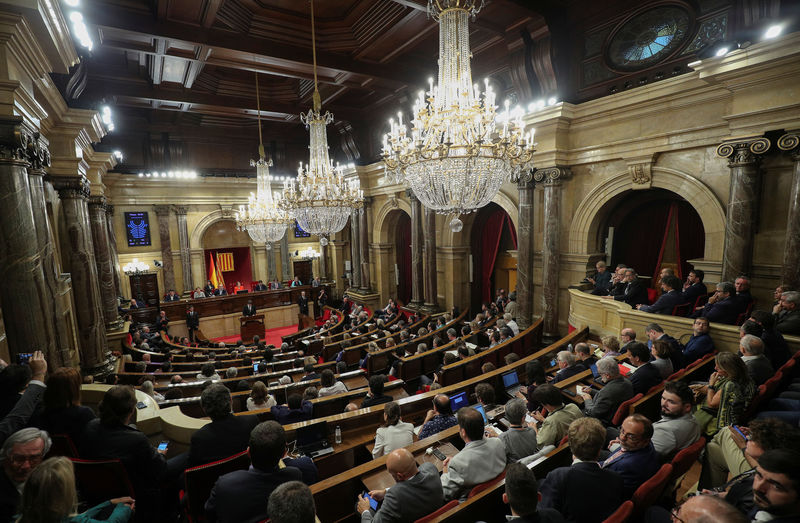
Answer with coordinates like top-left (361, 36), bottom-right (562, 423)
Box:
top-left (212, 325), bottom-right (299, 347)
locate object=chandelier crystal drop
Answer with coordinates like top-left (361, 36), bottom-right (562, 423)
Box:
top-left (382, 0), bottom-right (536, 232)
top-left (281, 0), bottom-right (363, 243)
top-left (235, 73), bottom-right (293, 247)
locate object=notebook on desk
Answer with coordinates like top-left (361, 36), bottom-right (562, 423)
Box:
top-left (296, 421), bottom-right (334, 458)
top-left (501, 370), bottom-right (522, 398)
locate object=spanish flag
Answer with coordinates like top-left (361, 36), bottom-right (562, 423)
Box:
top-left (208, 252), bottom-right (225, 291)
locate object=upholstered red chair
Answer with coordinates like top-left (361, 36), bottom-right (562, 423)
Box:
top-left (611, 393), bottom-right (643, 427)
top-left (413, 500), bottom-right (459, 523)
top-left (70, 458), bottom-right (135, 508)
top-left (602, 500), bottom-right (634, 523)
top-left (48, 434), bottom-right (78, 458)
top-left (669, 436), bottom-right (706, 483)
top-left (467, 470), bottom-right (506, 498)
top-left (646, 288), bottom-right (658, 304)
top-left (631, 464), bottom-right (673, 516)
top-left (671, 302), bottom-right (693, 317)
top-left (183, 450), bottom-right (251, 522)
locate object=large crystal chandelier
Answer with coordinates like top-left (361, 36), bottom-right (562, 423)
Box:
top-left (282, 0), bottom-right (363, 246)
top-left (235, 72), bottom-right (292, 249)
top-left (382, 0), bottom-right (535, 232)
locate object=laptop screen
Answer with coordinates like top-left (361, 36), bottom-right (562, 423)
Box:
top-left (296, 421), bottom-right (328, 448)
top-left (450, 392), bottom-right (469, 413)
top-left (502, 370), bottom-right (519, 389)
top-left (474, 403), bottom-right (488, 423)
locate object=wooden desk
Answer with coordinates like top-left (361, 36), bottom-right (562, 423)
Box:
top-left (159, 285), bottom-right (328, 319)
top-left (361, 442), bottom-right (458, 492)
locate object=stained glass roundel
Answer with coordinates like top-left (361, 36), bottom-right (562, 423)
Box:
top-left (607, 6), bottom-right (691, 71)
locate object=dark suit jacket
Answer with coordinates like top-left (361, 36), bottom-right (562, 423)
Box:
top-left (692, 297), bottom-right (740, 325)
top-left (78, 419), bottom-right (167, 496)
top-left (361, 394), bottom-right (393, 409)
top-left (186, 311), bottom-right (200, 329)
top-left (629, 362), bottom-right (663, 395)
top-left (584, 377), bottom-right (634, 426)
top-left (0, 382), bottom-right (45, 443)
top-left (188, 414), bottom-right (259, 468)
top-left (762, 329), bottom-right (790, 369)
top-left (592, 271), bottom-right (612, 293)
top-left (681, 282), bottom-right (707, 305)
top-left (553, 364), bottom-right (585, 384)
top-left (254, 284), bottom-right (267, 291)
top-left (271, 401), bottom-right (313, 425)
top-left (639, 290), bottom-right (684, 315)
top-left (744, 355), bottom-right (774, 386)
top-left (735, 291), bottom-right (754, 313)
top-left (682, 334), bottom-right (714, 364)
top-left (164, 294), bottom-right (180, 301)
top-left (204, 285), bottom-right (215, 296)
top-left (214, 288), bottom-right (228, 296)
top-left (602, 442), bottom-right (660, 497)
top-left (282, 456), bottom-right (318, 485)
top-left (298, 296), bottom-right (309, 316)
top-left (0, 469), bottom-right (19, 523)
top-left (362, 462), bottom-right (444, 523)
top-left (539, 461), bottom-right (624, 523)
top-left (775, 309), bottom-right (800, 335)
top-left (242, 304), bottom-right (257, 317)
top-left (205, 465), bottom-right (303, 523)
top-left (29, 405), bottom-right (95, 444)
top-left (613, 279), bottom-right (649, 307)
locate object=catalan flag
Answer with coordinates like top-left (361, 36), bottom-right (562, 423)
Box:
top-left (217, 252), bottom-right (235, 272)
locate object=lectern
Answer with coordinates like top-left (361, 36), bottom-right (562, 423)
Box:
top-left (297, 313), bottom-right (314, 331)
top-left (239, 314), bottom-right (265, 343)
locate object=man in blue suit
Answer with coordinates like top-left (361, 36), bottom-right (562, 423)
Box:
top-left (691, 282), bottom-right (740, 325)
top-left (681, 269), bottom-right (707, 305)
top-left (638, 275), bottom-right (684, 315)
top-left (682, 317), bottom-right (715, 364)
top-left (602, 414), bottom-right (660, 498)
top-left (588, 261), bottom-right (613, 295)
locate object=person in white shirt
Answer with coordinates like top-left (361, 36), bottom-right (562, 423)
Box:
top-left (372, 401), bottom-right (413, 459)
top-left (504, 313), bottom-right (520, 336)
top-left (246, 381), bottom-right (277, 411)
top-left (318, 369), bottom-right (348, 397)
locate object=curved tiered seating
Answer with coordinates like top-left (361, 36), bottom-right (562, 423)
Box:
top-left (413, 500), bottom-right (459, 523)
top-left (71, 458), bottom-right (135, 508)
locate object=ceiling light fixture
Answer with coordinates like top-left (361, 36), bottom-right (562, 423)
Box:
top-left (281, 0), bottom-right (363, 246)
top-left (764, 24), bottom-right (783, 39)
top-left (382, 0), bottom-right (536, 232)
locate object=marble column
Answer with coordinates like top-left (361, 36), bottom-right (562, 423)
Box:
top-left (423, 206), bottom-right (439, 310)
top-left (778, 131), bottom-right (800, 289)
top-left (716, 137), bottom-right (770, 282)
top-left (105, 205), bottom-right (121, 298)
top-left (349, 209), bottom-right (362, 290)
top-left (52, 175), bottom-right (110, 373)
top-left (173, 206), bottom-right (193, 294)
top-left (267, 242), bottom-right (278, 281)
top-left (153, 205), bottom-right (176, 293)
top-left (359, 199), bottom-right (372, 292)
top-left (319, 242), bottom-right (328, 280)
top-left (0, 121), bottom-right (63, 366)
top-left (28, 157), bottom-right (74, 368)
top-left (88, 196), bottom-right (121, 329)
top-left (408, 191), bottom-right (424, 308)
top-left (279, 235), bottom-right (292, 281)
top-left (534, 167), bottom-right (571, 338)
top-left (516, 172), bottom-right (535, 329)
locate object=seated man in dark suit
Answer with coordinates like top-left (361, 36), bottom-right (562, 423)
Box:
top-left (205, 421), bottom-right (303, 523)
top-left (579, 357), bottom-right (634, 426)
top-left (188, 384), bottom-right (259, 468)
top-left (682, 317), bottom-right (715, 364)
top-left (637, 275), bottom-right (684, 315)
top-left (627, 342), bottom-right (663, 395)
top-left (299, 363), bottom-right (319, 382)
top-left (503, 462), bottom-right (567, 523)
top-left (774, 290), bottom-right (800, 335)
top-left (214, 286), bottom-right (228, 296)
top-left (691, 281), bottom-right (740, 325)
top-left (749, 310), bottom-right (791, 368)
top-left (539, 417), bottom-right (624, 522)
top-left (163, 289), bottom-right (181, 302)
top-left (79, 386), bottom-right (167, 518)
top-left (357, 448), bottom-right (444, 522)
top-left (602, 414), bottom-right (660, 497)
top-left (360, 375), bottom-right (393, 408)
top-left (253, 280), bottom-right (268, 291)
top-left (734, 276), bottom-right (754, 314)
top-left (271, 394), bottom-right (313, 425)
top-left (607, 268), bottom-right (649, 308)
top-left (552, 350), bottom-right (585, 383)
top-left (681, 269), bottom-right (707, 306)
top-left (645, 323), bottom-right (683, 371)
top-left (587, 261), bottom-right (612, 296)
top-left (740, 334), bottom-right (774, 387)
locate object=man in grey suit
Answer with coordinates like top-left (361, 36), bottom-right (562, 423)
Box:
top-left (579, 357), bottom-right (634, 426)
top-left (740, 334), bottom-right (774, 386)
top-left (440, 407), bottom-right (506, 501)
top-left (357, 448), bottom-right (443, 522)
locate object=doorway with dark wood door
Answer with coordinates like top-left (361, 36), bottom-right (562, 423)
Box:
top-left (293, 260), bottom-right (312, 285)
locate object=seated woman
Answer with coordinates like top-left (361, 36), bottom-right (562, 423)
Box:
top-left (233, 281), bottom-right (245, 293)
top-left (650, 340), bottom-right (674, 379)
top-left (693, 352), bottom-right (756, 436)
top-left (29, 368), bottom-right (95, 444)
top-left (17, 456), bottom-right (134, 523)
top-left (195, 363), bottom-right (221, 382)
top-left (600, 335), bottom-right (621, 359)
top-left (318, 369), bottom-right (348, 397)
top-left (371, 401), bottom-right (413, 459)
top-left (247, 381), bottom-right (276, 411)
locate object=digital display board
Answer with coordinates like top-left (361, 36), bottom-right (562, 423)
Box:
top-left (125, 212), bottom-right (151, 247)
top-left (294, 220), bottom-right (311, 238)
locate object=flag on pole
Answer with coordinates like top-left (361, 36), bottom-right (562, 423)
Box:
top-left (208, 252), bottom-right (225, 291)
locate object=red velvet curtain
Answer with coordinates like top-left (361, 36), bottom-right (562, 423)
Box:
top-left (480, 210), bottom-right (507, 303)
top-left (204, 247), bottom-right (252, 293)
top-left (395, 214), bottom-right (412, 305)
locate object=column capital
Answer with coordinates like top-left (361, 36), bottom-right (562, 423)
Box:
top-left (405, 188), bottom-right (417, 201)
top-left (153, 204), bottom-right (172, 217)
top-left (0, 117), bottom-right (39, 165)
top-left (517, 169), bottom-right (535, 189)
top-left (88, 195), bottom-right (107, 210)
top-left (778, 131), bottom-right (800, 160)
top-left (716, 137), bottom-right (770, 166)
top-left (50, 175), bottom-right (91, 200)
top-left (533, 166), bottom-right (571, 186)
top-left (173, 205), bottom-right (189, 216)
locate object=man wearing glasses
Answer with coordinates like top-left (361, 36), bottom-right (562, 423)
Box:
top-left (0, 428), bottom-right (51, 521)
top-left (602, 414), bottom-right (659, 497)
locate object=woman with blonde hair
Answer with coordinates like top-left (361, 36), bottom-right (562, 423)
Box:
top-left (693, 352), bottom-right (756, 436)
top-left (600, 336), bottom-right (621, 358)
top-left (17, 456), bottom-right (134, 523)
top-left (247, 381), bottom-right (276, 411)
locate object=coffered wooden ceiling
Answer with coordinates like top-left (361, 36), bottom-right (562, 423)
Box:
top-left (63, 0), bottom-right (786, 174)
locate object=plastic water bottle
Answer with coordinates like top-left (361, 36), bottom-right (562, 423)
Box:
top-left (335, 425), bottom-right (342, 444)
top-left (567, 343), bottom-right (573, 353)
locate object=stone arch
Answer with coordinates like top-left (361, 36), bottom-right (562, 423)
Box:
top-left (568, 167), bottom-right (726, 260)
top-left (190, 210), bottom-right (235, 250)
top-left (443, 187), bottom-right (519, 247)
top-left (373, 197), bottom-right (412, 244)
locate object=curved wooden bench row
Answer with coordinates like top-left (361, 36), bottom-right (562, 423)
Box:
top-left (320, 310), bottom-right (425, 353)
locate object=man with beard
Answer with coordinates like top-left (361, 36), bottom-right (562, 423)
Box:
top-left (682, 317), bottom-right (714, 365)
top-left (650, 381), bottom-right (700, 459)
top-left (750, 449), bottom-right (800, 522)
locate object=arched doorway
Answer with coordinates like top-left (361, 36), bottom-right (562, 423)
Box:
top-left (605, 189), bottom-right (704, 283)
top-left (470, 203), bottom-right (517, 313)
top-left (394, 213), bottom-right (412, 305)
top-left (202, 220), bottom-right (253, 293)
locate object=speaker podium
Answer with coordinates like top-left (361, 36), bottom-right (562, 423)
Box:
top-left (239, 314), bottom-right (265, 343)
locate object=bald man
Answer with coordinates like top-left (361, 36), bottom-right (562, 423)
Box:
top-left (356, 448), bottom-right (444, 522)
top-left (650, 493), bottom-right (746, 523)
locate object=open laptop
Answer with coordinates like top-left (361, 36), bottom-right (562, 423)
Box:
top-left (449, 391), bottom-right (469, 413)
top-left (295, 421), bottom-right (334, 458)
top-left (501, 370), bottom-right (522, 398)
